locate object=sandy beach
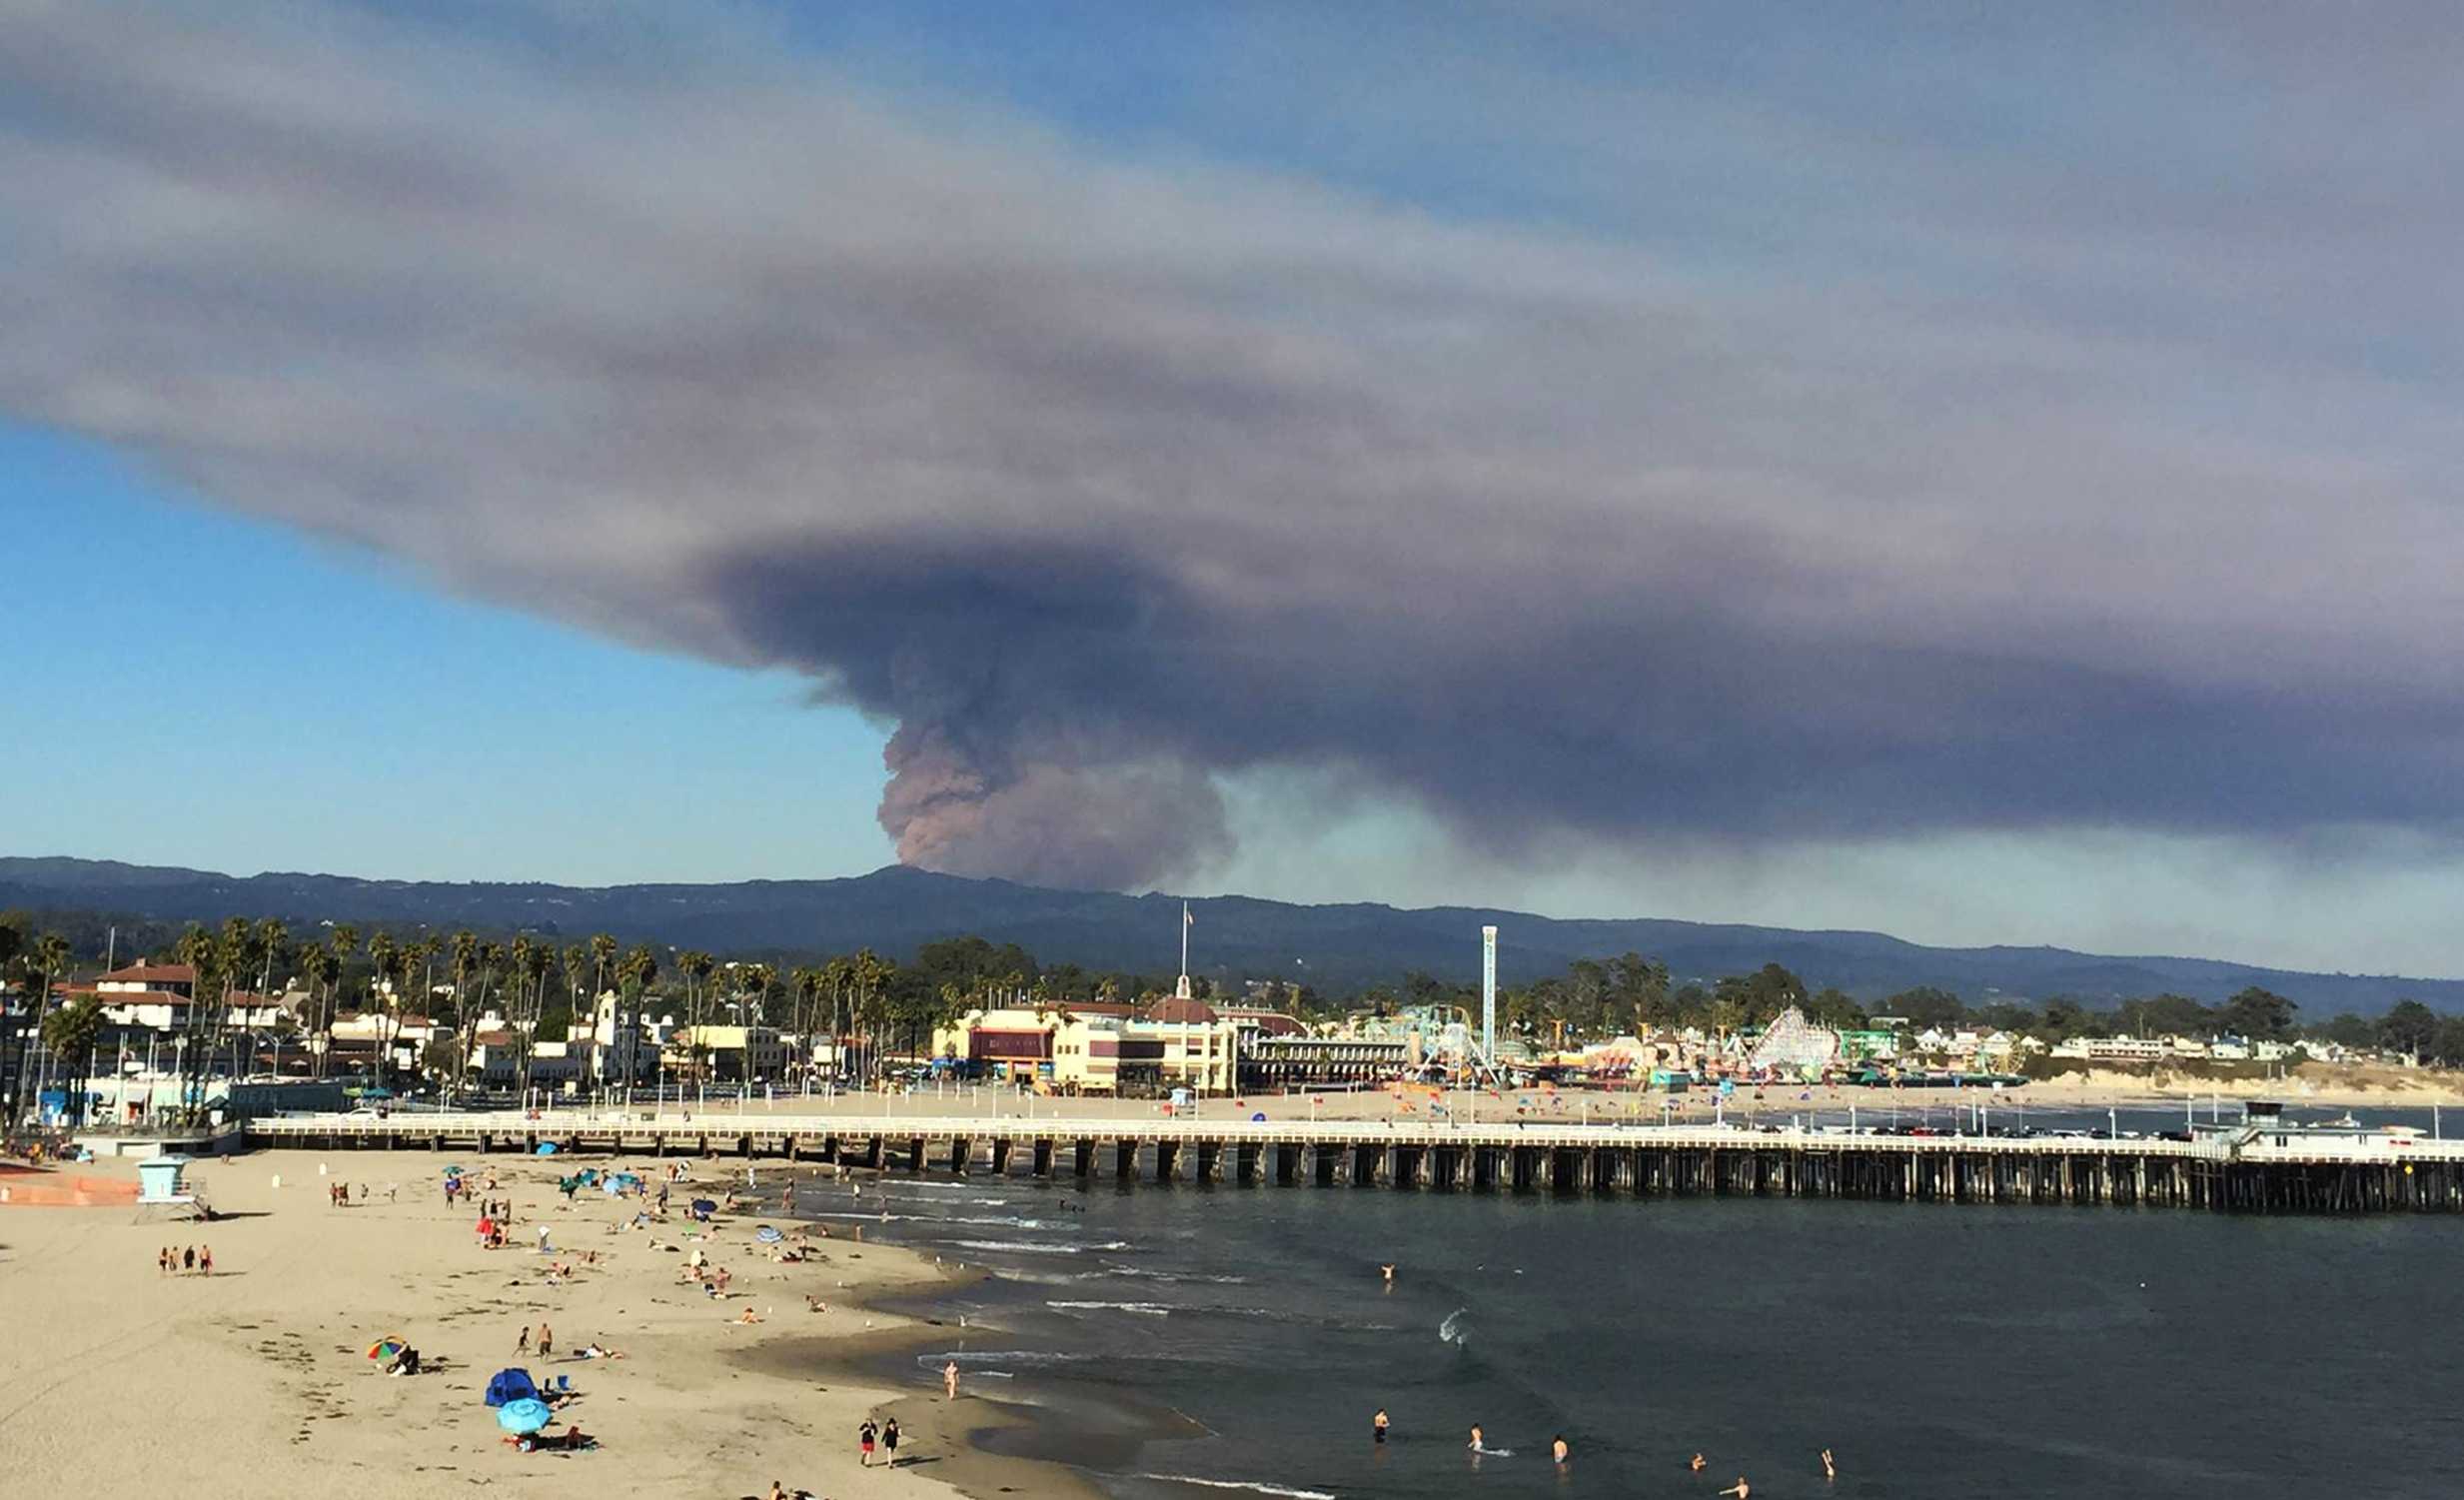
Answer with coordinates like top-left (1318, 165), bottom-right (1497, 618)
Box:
top-left (0, 1149), bottom-right (1085, 1500)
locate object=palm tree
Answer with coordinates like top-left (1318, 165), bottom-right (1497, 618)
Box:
top-left (251, 919), bottom-right (289, 1071)
top-left (508, 935), bottom-right (537, 1094)
top-left (324, 925), bottom-right (359, 1080)
top-left (589, 932), bottom-right (617, 1007)
top-left (209, 917), bottom-right (261, 1087)
top-left (41, 997), bottom-right (105, 1127)
top-left (675, 950), bottom-right (716, 1089)
top-left (21, 931), bottom-right (72, 1111)
top-left (365, 931), bottom-right (398, 1089)
top-left (787, 966), bottom-right (822, 1092)
top-left (616, 943), bottom-right (658, 1101)
top-left (821, 955), bottom-right (853, 1085)
top-left (295, 941), bottom-right (335, 1078)
top-left (171, 925), bottom-right (220, 1120)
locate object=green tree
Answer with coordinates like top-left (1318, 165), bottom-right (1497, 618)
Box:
top-left (2218, 986), bottom-right (2298, 1042)
top-left (2380, 999), bottom-right (2438, 1059)
top-left (1881, 986), bottom-right (1966, 1030)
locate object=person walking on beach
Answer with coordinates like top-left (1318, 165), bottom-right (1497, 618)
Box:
top-left (943, 1360), bottom-right (960, 1399)
top-left (537, 1322), bottom-right (554, 1360)
top-left (183, 1245), bottom-right (196, 1274)
top-left (516, 1325), bottom-right (531, 1356)
top-left (158, 1246), bottom-right (170, 1277)
top-left (858, 1419), bottom-right (877, 1466)
top-left (200, 1245), bottom-right (213, 1277)
top-left (1373, 1409), bottom-right (1389, 1444)
top-left (881, 1417), bottom-right (901, 1467)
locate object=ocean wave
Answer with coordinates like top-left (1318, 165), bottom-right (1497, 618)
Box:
top-left (954, 1239), bottom-right (1087, 1255)
top-left (1093, 1265), bottom-right (1251, 1285)
top-left (1046, 1299), bottom-right (1172, 1316)
top-left (1136, 1475), bottom-right (1335, 1500)
top-left (806, 1211), bottom-right (1057, 1229)
top-left (914, 1348), bottom-right (1090, 1367)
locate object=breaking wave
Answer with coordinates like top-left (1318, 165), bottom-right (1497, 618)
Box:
top-left (1135, 1476), bottom-right (1335, 1500)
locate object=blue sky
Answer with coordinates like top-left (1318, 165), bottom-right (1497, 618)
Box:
top-left (5, 3), bottom-right (2462, 973)
top-left (1, 424), bottom-right (892, 881)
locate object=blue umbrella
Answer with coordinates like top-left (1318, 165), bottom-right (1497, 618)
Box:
top-left (497, 1397), bottom-right (554, 1435)
top-left (755, 1225), bottom-right (783, 1244)
top-left (535, 1141), bottom-right (559, 1156)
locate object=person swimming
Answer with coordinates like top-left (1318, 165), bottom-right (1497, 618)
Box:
top-left (1691, 1453), bottom-right (1708, 1472)
top-left (1719, 1478), bottom-right (1751, 1498)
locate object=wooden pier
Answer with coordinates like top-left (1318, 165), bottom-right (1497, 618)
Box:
top-left (238, 1110), bottom-right (2464, 1215)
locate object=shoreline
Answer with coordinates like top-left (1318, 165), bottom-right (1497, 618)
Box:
top-left (0, 1147), bottom-right (1084, 1500)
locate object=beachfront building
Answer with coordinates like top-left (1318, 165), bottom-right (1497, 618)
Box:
top-left (666, 1024), bottom-right (789, 1083)
top-left (933, 1000), bottom-right (1255, 1095)
top-left (85, 962), bottom-right (288, 1031)
top-left (324, 1009), bottom-right (443, 1078)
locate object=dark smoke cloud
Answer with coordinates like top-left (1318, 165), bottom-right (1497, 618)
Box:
top-left (4, 3), bottom-right (2463, 889)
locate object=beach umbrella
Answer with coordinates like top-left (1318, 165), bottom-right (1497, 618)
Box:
top-left (754, 1225), bottom-right (783, 1244)
top-left (535, 1141), bottom-right (559, 1156)
top-left (496, 1397), bottom-right (554, 1436)
top-left (367, 1337), bottom-right (409, 1362)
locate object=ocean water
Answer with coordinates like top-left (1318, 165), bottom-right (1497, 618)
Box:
top-left (788, 1104), bottom-right (2464, 1500)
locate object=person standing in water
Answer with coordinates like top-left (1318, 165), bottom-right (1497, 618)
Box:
top-left (1373, 1409), bottom-right (1389, 1444)
top-left (943, 1360), bottom-right (960, 1400)
top-left (1552, 1435), bottom-right (1569, 1465)
top-left (1719, 1479), bottom-right (1751, 1498)
top-left (1690, 1453), bottom-right (1708, 1472)
top-left (1822, 1448), bottom-right (1837, 1481)
top-left (1468, 1424), bottom-right (1484, 1452)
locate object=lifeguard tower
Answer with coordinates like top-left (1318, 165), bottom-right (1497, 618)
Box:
top-left (136, 1155), bottom-right (211, 1220)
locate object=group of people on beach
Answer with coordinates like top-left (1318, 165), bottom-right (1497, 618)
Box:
top-left (856, 1416), bottom-right (902, 1466)
top-left (156, 1243), bottom-right (212, 1276)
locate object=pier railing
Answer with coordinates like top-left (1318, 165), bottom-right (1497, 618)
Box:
top-left (233, 1107), bottom-right (2464, 1213)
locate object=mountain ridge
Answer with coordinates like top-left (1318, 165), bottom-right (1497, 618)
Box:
top-left (2, 854), bottom-right (2456, 1011)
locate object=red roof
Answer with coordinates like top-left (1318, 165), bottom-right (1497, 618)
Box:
top-left (1144, 997), bottom-right (1220, 1025)
top-left (101, 962), bottom-right (198, 984)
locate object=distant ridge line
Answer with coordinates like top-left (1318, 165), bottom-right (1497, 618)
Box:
top-left (1, 854), bottom-right (2457, 1010)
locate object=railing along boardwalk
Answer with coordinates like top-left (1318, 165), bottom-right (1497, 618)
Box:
top-left (240, 1110), bottom-right (2464, 1215)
